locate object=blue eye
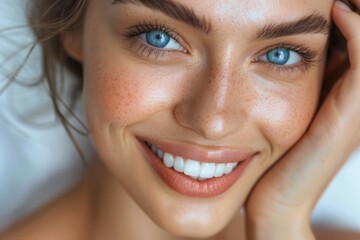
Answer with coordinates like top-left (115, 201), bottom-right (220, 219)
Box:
top-left (146, 31), bottom-right (170, 48)
top-left (139, 30), bottom-right (182, 50)
top-left (258, 47), bottom-right (302, 65)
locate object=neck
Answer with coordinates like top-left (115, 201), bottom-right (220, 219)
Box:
top-left (86, 161), bottom-right (247, 240)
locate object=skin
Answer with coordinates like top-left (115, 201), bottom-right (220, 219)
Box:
top-left (2, 0), bottom-right (360, 240)
top-left (79, 0), bottom-right (330, 238)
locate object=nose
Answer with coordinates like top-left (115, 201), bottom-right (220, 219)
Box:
top-left (174, 56), bottom-right (246, 140)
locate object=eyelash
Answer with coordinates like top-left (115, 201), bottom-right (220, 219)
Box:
top-left (124, 21), bottom-right (187, 59)
top-left (124, 22), bottom-right (319, 72)
top-left (255, 43), bottom-right (319, 74)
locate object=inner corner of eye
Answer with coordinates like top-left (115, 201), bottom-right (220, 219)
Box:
top-left (257, 54), bottom-right (267, 61)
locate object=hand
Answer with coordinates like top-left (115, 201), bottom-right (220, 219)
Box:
top-left (245, 1), bottom-right (360, 239)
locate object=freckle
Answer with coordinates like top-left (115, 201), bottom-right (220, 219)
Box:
top-left (126, 92), bottom-right (133, 99)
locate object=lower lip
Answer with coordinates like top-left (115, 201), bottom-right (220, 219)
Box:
top-left (139, 140), bottom-right (253, 198)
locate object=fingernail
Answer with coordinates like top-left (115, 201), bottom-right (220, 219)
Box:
top-left (335, 1), bottom-right (352, 11)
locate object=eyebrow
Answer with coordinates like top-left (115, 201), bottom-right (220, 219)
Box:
top-left (112, 0), bottom-right (330, 40)
top-left (112, 0), bottom-right (212, 34)
top-left (255, 13), bottom-right (330, 40)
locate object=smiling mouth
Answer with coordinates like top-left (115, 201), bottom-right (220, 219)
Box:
top-left (140, 139), bottom-right (255, 198)
top-left (146, 142), bottom-right (239, 181)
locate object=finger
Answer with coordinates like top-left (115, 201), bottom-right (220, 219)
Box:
top-left (333, 0), bottom-right (360, 69)
top-left (330, 1), bottom-right (360, 133)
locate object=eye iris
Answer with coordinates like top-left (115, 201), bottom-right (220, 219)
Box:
top-left (146, 31), bottom-right (170, 48)
top-left (266, 48), bottom-right (290, 65)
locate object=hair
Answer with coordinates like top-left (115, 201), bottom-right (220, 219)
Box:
top-left (19, 0), bottom-right (355, 162)
top-left (24, 0), bottom-right (89, 162)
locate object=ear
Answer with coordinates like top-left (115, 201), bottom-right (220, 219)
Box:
top-left (61, 29), bottom-right (83, 63)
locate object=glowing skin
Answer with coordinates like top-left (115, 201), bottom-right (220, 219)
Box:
top-left (52, 0), bottom-right (348, 237)
top-left (2, 0), bottom-right (359, 239)
top-left (72, 0), bottom-right (335, 239)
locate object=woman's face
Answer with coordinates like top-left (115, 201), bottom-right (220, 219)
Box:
top-left (70, 0), bottom-right (333, 237)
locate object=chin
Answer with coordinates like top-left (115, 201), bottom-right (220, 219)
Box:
top-left (138, 189), bottom-right (246, 239)
top-left (154, 211), bottom-right (230, 239)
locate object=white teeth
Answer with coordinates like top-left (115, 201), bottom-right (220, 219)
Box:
top-left (174, 156), bottom-right (185, 173)
top-left (184, 159), bottom-right (200, 177)
top-left (157, 149), bottom-right (164, 159)
top-left (151, 145), bottom-right (157, 153)
top-left (147, 143), bottom-right (239, 180)
top-left (199, 163), bottom-right (216, 178)
top-left (191, 176), bottom-right (207, 181)
top-left (214, 163), bottom-right (225, 177)
top-left (163, 153), bottom-right (174, 168)
top-left (224, 162), bottom-right (237, 174)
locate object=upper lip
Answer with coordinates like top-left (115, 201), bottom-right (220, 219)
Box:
top-left (139, 137), bottom-right (257, 164)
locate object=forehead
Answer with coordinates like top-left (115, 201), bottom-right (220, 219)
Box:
top-left (177, 0), bottom-right (333, 25)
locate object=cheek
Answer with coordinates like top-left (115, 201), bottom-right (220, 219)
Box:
top-left (251, 85), bottom-right (319, 151)
top-left (85, 69), bottom-right (147, 125)
top-left (83, 59), bottom-right (179, 127)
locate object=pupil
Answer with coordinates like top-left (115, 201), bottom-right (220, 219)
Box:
top-left (146, 31), bottom-right (170, 48)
